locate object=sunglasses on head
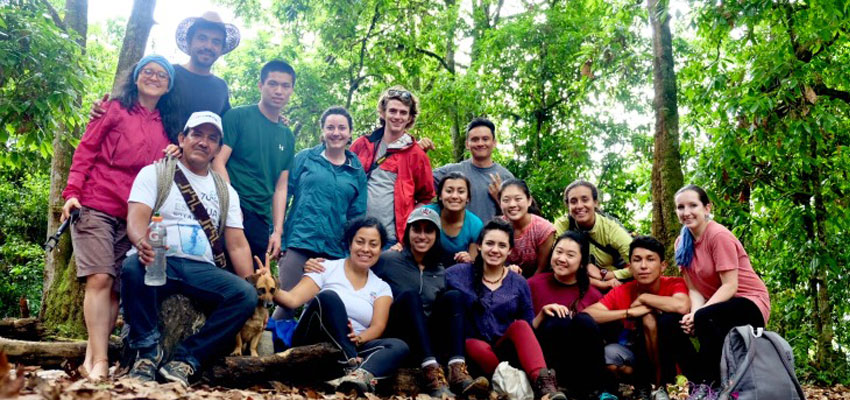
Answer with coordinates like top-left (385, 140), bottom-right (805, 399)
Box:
top-left (387, 89), bottom-right (412, 101)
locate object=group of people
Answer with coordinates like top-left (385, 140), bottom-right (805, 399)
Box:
top-left (59, 10), bottom-right (772, 400)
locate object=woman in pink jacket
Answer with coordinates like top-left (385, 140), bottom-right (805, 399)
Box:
top-left (61, 54), bottom-right (179, 380)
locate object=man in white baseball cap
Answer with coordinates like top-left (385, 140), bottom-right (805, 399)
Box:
top-left (122, 110), bottom-right (257, 386)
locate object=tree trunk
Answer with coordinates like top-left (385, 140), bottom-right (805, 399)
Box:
top-left (444, 0), bottom-right (464, 162)
top-left (809, 128), bottom-right (838, 370)
top-left (41, 0), bottom-right (158, 336)
top-left (111, 0), bottom-right (157, 95)
top-left (40, 0), bottom-right (89, 337)
top-left (647, 0), bottom-right (684, 260)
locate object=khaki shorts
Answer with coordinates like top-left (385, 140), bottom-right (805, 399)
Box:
top-left (70, 207), bottom-right (131, 291)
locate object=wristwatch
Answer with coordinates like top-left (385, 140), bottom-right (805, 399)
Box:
top-left (599, 268), bottom-right (609, 279)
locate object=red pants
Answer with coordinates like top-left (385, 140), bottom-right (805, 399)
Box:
top-left (465, 320), bottom-right (547, 381)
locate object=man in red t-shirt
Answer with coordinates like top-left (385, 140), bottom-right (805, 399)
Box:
top-left (585, 236), bottom-right (697, 400)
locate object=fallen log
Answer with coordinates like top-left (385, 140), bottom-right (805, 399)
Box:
top-left (0, 318), bottom-right (45, 341)
top-left (205, 343), bottom-right (421, 394)
top-left (205, 343), bottom-right (342, 385)
top-left (0, 336), bottom-right (121, 368)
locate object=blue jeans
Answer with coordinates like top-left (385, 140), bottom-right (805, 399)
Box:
top-left (121, 254), bottom-right (257, 370)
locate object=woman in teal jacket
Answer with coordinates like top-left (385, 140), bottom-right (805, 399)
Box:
top-left (272, 106), bottom-right (368, 320)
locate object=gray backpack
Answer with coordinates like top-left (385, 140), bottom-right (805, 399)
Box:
top-left (718, 325), bottom-right (805, 400)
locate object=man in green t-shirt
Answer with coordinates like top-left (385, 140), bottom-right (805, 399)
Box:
top-left (213, 60), bottom-right (296, 262)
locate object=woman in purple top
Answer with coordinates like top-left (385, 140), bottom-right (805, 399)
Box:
top-left (528, 231), bottom-right (616, 400)
top-left (446, 219), bottom-right (566, 400)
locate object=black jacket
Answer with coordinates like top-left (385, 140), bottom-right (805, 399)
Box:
top-left (373, 248), bottom-right (446, 316)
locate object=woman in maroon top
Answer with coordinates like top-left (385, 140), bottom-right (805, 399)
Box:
top-left (528, 231), bottom-right (616, 400)
top-left (60, 55), bottom-right (179, 380)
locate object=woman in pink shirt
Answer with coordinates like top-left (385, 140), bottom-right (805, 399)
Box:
top-left (498, 179), bottom-right (556, 278)
top-left (674, 184), bottom-right (770, 395)
top-left (60, 55), bottom-right (178, 380)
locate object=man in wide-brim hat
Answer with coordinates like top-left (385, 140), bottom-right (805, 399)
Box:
top-left (155, 11), bottom-right (243, 138)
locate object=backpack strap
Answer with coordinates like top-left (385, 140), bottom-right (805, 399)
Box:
top-left (211, 171), bottom-right (228, 234)
top-left (762, 332), bottom-right (806, 400)
top-left (153, 155), bottom-right (178, 214)
top-left (718, 326), bottom-right (757, 400)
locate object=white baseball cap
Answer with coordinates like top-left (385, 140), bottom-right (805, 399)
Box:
top-left (184, 111), bottom-right (223, 136)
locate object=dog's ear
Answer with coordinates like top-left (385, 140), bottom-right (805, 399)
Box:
top-left (246, 273), bottom-right (261, 285)
top-left (272, 275), bottom-right (280, 288)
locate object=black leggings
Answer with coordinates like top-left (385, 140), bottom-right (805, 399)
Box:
top-left (292, 290), bottom-right (409, 378)
top-left (631, 313), bottom-right (698, 386)
top-left (385, 290), bottom-right (466, 365)
top-left (693, 297), bottom-right (764, 385)
top-left (535, 312), bottom-right (609, 395)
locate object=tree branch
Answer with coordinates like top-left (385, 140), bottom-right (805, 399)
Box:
top-left (36, 0), bottom-right (67, 31)
top-left (813, 84), bottom-right (850, 103)
top-left (414, 48), bottom-right (453, 73)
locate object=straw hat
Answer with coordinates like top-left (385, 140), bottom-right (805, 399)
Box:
top-left (175, 11), bottom-right (240, 55)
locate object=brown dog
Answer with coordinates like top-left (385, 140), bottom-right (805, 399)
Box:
top-left (232, 269), bottom-right (277, 357)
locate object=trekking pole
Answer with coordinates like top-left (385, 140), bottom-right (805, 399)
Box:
top-left (43, 209), bottom-right (80, 252)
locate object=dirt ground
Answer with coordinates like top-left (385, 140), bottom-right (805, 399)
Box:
top-left (2, 354), bottom-right (848, 400)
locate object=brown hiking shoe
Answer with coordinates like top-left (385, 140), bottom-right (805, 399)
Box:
top-left (422, 364), bottom-right (455, 398)
top-left (447, 361), bottom-right (489, 396)
top-left (534, 368), bottom-right (566, 400)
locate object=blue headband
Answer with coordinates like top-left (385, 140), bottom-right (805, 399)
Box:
top-left (132, 54), bottom-right (175, 91)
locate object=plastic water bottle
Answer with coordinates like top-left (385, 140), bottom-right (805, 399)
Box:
top-left (144, 213), bottom-right (167, 286)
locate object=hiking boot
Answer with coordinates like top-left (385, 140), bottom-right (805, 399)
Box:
top-left (533, 368), bottom-right (566, 400)
top-left (447, 361), bottom-right (489, 396)
top-left (159, 360), bottom-right (194, 387)
top-left (422, 364), bottom-right (455, 398)
top-left (634, 386), bottom-right (652, 400)
top-left (687, 384), bottom-right (717, 400)
top-left (128, 345), bottom-right (162, 382)
top-left (337, 368), bottom-right (376, 395)
top-left (652, 387), bottom-right (670, 400)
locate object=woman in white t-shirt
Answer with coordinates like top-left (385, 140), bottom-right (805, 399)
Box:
top-left (270, 216), bottom-right (408, 394)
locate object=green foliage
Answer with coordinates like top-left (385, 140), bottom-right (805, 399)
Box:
top-left (0, 1), bottom-right (93, 161)
top-left (0, 166), bottom-right (49, 318)
top-left (680, 0), bottom-right (850, 384)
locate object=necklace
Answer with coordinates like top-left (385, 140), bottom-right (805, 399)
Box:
top-left (482, 267), bottom-right (507, 284)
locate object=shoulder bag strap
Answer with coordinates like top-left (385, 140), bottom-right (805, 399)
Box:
top-left (172, 168), bottom-right (227, 268)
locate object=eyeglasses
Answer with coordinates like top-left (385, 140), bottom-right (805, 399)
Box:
top-left (387, 89), bottom-right (412, 101)
top-left (141, 68), bottom-right (170, 80)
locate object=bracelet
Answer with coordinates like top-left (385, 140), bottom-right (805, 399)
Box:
top-left (625, 309), bottom-right (629, 319)
top-left (135, 238), bottom-right (145, 249)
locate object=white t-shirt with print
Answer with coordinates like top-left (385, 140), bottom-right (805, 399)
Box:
top-left (305, 258), bottom-right (393, 334)
top-left (128, 161), bottom-right (242, 266)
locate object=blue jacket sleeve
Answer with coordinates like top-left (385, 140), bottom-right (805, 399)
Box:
top-left (349, 168), bottom-right (368, 220)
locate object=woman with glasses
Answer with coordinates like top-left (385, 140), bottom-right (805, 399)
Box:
top-left (60, 54), bottom-right (180, 380)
